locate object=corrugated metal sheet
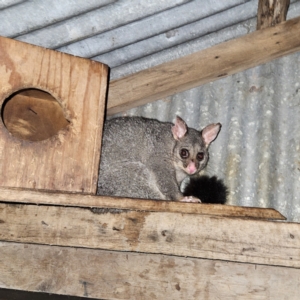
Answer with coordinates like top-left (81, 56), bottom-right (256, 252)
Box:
top-left (0, 0), bottom-right (299, 221)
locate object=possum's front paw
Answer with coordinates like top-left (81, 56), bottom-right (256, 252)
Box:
top-left (180, 196), bottom-right (202, 203)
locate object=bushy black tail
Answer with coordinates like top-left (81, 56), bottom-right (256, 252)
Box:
top-left (183, 175), bottom-right (228, 204)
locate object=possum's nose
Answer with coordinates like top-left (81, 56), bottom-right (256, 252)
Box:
top-left (187, 161), bottom-right (197, 174)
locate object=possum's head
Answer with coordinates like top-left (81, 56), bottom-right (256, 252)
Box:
top-left (171, 116), bottom-right (221, 177)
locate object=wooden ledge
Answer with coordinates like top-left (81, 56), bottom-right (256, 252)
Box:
top-left (0, 187), bottom-right (285, 220)
top-left (0, 200), bottom-right (298, 268)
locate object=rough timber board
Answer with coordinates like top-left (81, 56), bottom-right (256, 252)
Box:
top-left (0, 202), bottom-right (299, 268)
top-left (0, 36), bottom-right (108, 193)
top-left (0, 242), bottom-right (299, 300)
top-left (107, 16), bottom-right (300, 115)
top-left (0, 187), bottom-right (285, 220)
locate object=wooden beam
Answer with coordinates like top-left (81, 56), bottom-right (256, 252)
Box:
top-left (0, 187), bottom-right (285, 220)
top-left (1, 242), bottom-right (299, 300)
top-left (107, 16), bottom-right (300, 115)
top-left (0, 202), bottom-right (299, 267)
top-left (257, 0), bottom-right (290, 29)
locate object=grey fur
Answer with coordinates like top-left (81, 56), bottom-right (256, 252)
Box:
top-left (97, 116), bottom-right (221, 201)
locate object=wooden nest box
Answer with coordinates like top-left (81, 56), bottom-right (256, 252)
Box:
top-left (0, 36), bottom-right (108, 194)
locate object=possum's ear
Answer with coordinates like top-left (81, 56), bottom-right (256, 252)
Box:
top-left (202, 123), bottom-right (221, 147)
top-left (171, 116), bottom-right (187, 140)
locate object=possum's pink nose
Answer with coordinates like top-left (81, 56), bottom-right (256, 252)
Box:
top-left (187, 162), bottom-right (197, 174)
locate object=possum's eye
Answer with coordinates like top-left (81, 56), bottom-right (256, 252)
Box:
top-left (197, 152), bottom-right (204, 161)
top-left (180, 148), bottom-right (189, 159)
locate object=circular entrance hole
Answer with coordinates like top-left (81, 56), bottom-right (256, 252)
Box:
top-left (1, 88), bottom-right (70, 141)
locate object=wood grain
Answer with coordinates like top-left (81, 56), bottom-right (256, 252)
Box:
top-left (0, 187), bottom-right (285, 220)
top-left (0, 241), bottom-right (299, 300)
top-left (257, 0), bottom-right (290, 29)
top-left (107, 16), bottom-right (300, 115)
top-left (0, 36), bottom-right (108, 193)
top-left (0, 202), bottom-right (298, 267)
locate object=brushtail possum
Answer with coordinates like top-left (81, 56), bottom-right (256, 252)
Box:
top-left (97, 116), bottom-right (221, 202)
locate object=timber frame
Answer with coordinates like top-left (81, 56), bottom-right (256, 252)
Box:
top-left (1, 1), bottom-right (300, 299)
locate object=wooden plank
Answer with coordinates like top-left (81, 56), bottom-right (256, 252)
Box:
top-left (0, 203), bottom-right (299, 267)
top-left (0, 187), bottom-right (285, 220)
top-left (257, 0), bottom-right (290, 29)
top-left (107, 16), bottom-right (300, 115)
top-left (0, 36), bottom-right (108, 193)
top-left (0, 242), bottom-right (299, 300)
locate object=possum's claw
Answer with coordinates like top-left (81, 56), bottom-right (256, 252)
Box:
top-left (180, 196), bottom-right (202, 203)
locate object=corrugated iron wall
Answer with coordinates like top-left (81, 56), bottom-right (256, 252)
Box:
top-left (0, 0), bottom-right (299, 221)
